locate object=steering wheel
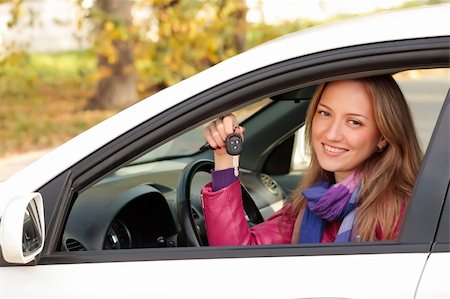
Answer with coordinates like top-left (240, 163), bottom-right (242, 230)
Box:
top-left (177, 159), bottom-right (264, 247)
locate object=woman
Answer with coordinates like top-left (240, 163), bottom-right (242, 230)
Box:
top-left (201, 75), bottom-right (422, 246)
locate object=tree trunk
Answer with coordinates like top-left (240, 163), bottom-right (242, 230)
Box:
top-left (232, 0), bottom-right (248, 53)
top-left (87, 0), bottom-right (137, 110)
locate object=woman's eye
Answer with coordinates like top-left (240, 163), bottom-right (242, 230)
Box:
top-left (318, 110), bottom-right (330, 117)
top-left (349, 119), bottom-right (361, 126)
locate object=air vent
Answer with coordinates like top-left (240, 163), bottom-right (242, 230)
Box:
top-left (260, 173), bottom-right (279, 196)
top-left (65, 238), bottom-right (87, 251)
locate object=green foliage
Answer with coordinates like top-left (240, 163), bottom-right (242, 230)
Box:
top-left (134, 0), bottom-right (248, 89)
top-left (0, 51), bottom-right (111, 156)
top-left (1, 50), bottom-right (95, 98)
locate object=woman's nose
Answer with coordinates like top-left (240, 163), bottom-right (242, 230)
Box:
top-left (324, 120), bottom-right (343, 141)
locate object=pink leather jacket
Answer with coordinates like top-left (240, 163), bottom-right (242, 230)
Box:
top-left (201, 180), bottom-right (295, 246)
top-left (200, 179), bottom-right (406, 246)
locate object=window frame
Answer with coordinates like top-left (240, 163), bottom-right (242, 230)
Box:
top-left (37, 36), bottom-right (449, 265)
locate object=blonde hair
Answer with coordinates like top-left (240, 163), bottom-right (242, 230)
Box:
top-left (290, 75), bottom-right (422, 241)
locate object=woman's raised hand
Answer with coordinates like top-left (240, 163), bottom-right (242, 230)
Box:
top-left (203, 114), bottom-right (245, 170)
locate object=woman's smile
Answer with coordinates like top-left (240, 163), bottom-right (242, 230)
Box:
top-left (322, 143), bottom-right (348, 155)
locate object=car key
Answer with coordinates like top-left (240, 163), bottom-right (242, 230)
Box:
top-left (198, 133), bottom-right (242, 176)
top-left (198, 133), bottom-right (243, 154)
top-left (226, 133), bottom-right (242, 176)
top-left (225, 133), bottom-right (243, 156)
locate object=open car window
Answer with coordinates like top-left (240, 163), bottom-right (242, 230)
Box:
top-left (130, 99), bottom-right (272, 165)
top-left (60, 99), bottom-right (274, 251)
top-left (59, 68), bottom-right (448, 253)
top-left (395, 69), bottom-right (449, 151)
top-left (291, 68), bottom-right (449, 172)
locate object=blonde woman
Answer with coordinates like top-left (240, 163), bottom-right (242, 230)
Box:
top-left (201, 75), bottom-right (422, 245)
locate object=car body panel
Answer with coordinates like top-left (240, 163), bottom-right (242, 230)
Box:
top-left (416, 252), bottom-right (450, 299)
top-left (0, 253), bottom-right (427, 298)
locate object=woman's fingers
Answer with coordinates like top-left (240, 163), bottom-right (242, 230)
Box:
top-left (214, 118), bottom-right (228, 142)
top-left (222, 115), bottom-right (238, 135)
top-left (204, 125), bottom-right (221, 149)
top-left (204, 128), bottom-right (219, 150)
top-left (203, 114), bottom-right (244, 151)
top-left (210, 123), bottom-right (226, 149)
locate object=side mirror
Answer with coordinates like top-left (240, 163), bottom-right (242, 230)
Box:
top-left (0, 193), bottom-right (45, 264)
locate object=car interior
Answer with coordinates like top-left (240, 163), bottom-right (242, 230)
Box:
top-left (59, 68), bottom-right (448, 251)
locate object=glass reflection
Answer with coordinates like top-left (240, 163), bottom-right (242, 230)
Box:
top-left (22, 202), bottom-right (43, 255)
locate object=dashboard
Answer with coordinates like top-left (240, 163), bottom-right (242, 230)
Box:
top-left (60, 158), bottom-right (290, 251)
top-left (62, 182), bottom-right (181, 251)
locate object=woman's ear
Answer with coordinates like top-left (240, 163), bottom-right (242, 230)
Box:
top-left (377, 136), bottom-right (388, 150)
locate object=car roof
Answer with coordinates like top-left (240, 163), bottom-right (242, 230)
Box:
top-left (2, 4), bottom-right (449, 195)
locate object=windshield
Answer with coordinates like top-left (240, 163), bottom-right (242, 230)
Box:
top-left (130, 99), bottom-right (272, 164)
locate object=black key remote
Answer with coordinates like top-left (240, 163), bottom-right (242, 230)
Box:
top-left (226, 133), bottom-right (243, 155)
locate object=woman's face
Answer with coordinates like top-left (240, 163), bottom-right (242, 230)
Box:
top-left (311, 80), bottom-right (386, 183)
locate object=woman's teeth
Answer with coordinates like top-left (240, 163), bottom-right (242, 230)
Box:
top-left (324, 144), bottom-right (347, 153)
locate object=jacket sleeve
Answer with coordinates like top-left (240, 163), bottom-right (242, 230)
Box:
top-left (201, 180), bottom-right (294, 246)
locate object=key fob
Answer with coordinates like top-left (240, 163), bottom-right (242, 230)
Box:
top-left (226, 133), bottom-right (243, 156)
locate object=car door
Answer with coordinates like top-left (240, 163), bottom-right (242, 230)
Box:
top-left (415, 90), bottom-right (450, 299)
top-left (416, 194), bottom-right (450, 299)
top-left (1, 38), bottom-right (449, 298)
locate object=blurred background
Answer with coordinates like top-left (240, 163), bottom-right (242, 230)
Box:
top-left (0, 0), bottom-right (446, 179)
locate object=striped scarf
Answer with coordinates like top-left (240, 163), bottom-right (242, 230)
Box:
top-left (299, 173), bottom-right (362, 243)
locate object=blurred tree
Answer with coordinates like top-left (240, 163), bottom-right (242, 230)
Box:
top-left (3, 0), bottom-right (248, 109)
top-left (81, 0), bottom-right (249, 107)
top-left (136, 0), bottom-right (248, 89)
top-left (86, 0), bottom-right (138, 109)
top-left (9, 0), bottom-right (442, 110)
top-left (1, 0), bottom-right (446, 157)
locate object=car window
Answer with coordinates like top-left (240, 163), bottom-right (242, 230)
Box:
top-left (59, 99), bottom-right (272, 251)
top-left (291, 68), bottom-right (450, 171)
top-left (395, 69), bottom-right (449, 151)
top-left (59, 68), bottom-right (449, 253)
top-left (130, 99), bottom-right (271, 165)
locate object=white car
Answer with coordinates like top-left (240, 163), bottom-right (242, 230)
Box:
top-left (1, 5), bottom-right (449, 298)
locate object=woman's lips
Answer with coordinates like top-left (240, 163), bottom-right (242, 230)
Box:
top-left (322, 143), bottom-right (348, 156)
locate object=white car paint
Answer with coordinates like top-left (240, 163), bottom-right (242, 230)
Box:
top-left (416, 252), bottom-right (450, 298)
top-left (0, 253), bottom-right (427, 298)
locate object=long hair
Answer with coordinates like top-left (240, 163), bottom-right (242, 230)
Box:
top-left (290, 75), bottom-right (422, 241)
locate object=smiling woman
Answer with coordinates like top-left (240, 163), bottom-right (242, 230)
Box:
top-left (293, 75), bottom-right (423, 242)
top-left (201, 74), bottom-right (422, 246)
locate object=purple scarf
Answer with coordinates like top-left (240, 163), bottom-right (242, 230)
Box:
top-left (299, 173), bottom-right (362, 243)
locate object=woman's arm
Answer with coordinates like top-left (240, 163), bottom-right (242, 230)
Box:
top-left (201, 180), bottom-right (295, 246)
